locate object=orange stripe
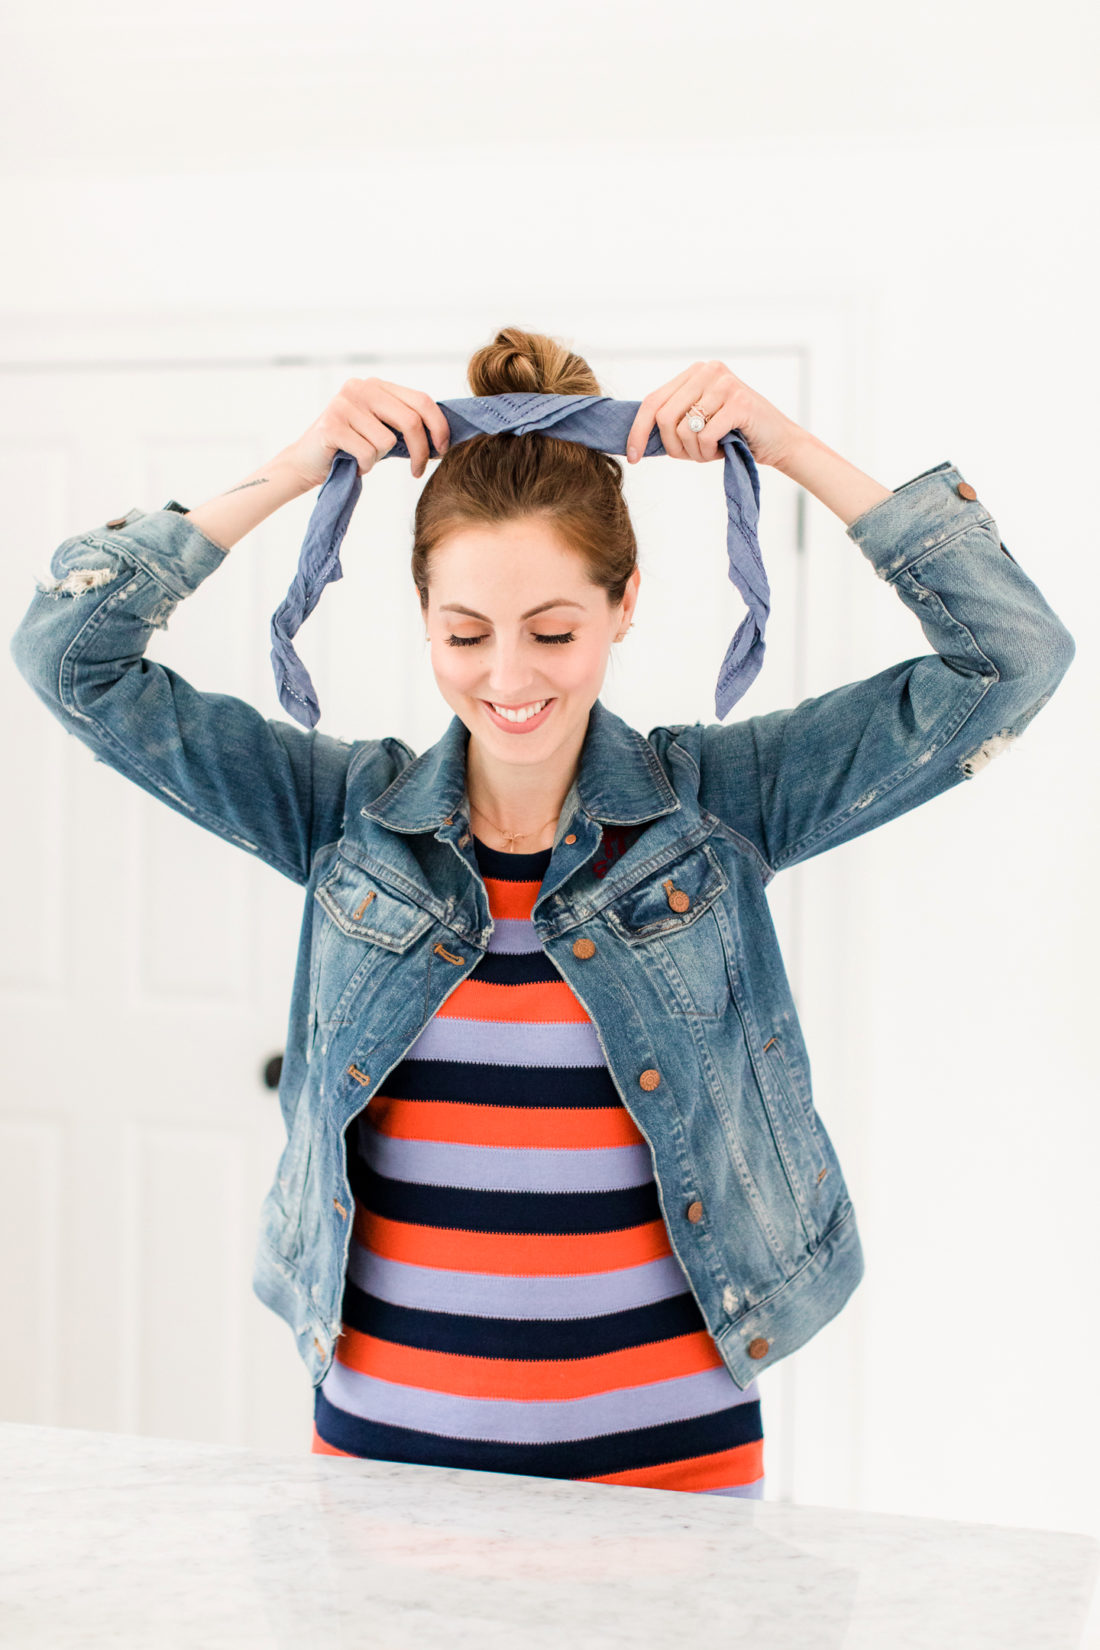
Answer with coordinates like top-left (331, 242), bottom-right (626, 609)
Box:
top-left (367, 1096), bottom-right (646, 1149)
top-left (310, 1423), bottom-right (357, 1457)
top-left (436, 977), bottom-right (590, 1024)
top-left (581, 1437), bottom-right (765, 1492)
top-left (354, 1206), bottom-right (673, 1272)
top-left (483, 875), bottom-right (540, 920)
top-left (334, 1326), bottom-right (723, 1399)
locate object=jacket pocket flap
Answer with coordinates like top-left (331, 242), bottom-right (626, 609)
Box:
top-left (603, 843), bottom-right (728, 941)
top-left (314, 855), bottom-right (434, 950)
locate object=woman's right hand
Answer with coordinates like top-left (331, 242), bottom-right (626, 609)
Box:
top-left (281, 377), bottom-right (452, 491)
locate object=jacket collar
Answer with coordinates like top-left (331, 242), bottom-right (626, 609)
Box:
top-left (360, 697), bottom-right (680, 833)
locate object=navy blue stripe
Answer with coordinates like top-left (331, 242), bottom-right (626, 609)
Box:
top-left (473, 838), bottom-right (552, 879)
top-left (314, 1386), bottom-right (763, 1478)
top-left (339, 1280), bottom-right (706, 1359)
top-left (470, 949), bottom-right (562, 986)
top-left (352, 1161), bottom-right (659, 1240)
top-left (348, 1159), bottom-right (662, 1234)
top-left (375, 1058), bottom-right (623, 1109)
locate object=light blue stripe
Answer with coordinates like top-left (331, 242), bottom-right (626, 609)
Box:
top-left (702, 1479), bottom-right (766, 1498)
top-left (345, 1243), bottom-right (714, 1321)
top-left (404, 1016), bottom-right (606, 1067)
top-left (321, 1359), bottom-right (761, 1442)
top-left (357, 1116), bottom-right (653, 1193)
top-left (486, 917), bottom-right (541, 954)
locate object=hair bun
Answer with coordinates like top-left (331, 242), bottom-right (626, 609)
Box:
top-left (468, 326), bottom-right (601, 399)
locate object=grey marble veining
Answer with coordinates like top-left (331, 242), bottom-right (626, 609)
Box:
top-left (1, 1421), bottom-right (1097, 1650)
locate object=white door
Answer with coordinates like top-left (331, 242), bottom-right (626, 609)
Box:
top-left (1, 345), bottom-right (833, 1488)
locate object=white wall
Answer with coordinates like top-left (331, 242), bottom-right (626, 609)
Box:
top-left (2, 0), bottom-right (1097, 1542)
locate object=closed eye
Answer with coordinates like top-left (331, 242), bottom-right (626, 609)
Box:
top-left (445, 631), bottom-right (576, 647)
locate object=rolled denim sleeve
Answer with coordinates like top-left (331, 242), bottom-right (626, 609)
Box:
top-left (9, 506), bottom-right (396, 885)
top-left (665, 461), bottom-right (1076, 880)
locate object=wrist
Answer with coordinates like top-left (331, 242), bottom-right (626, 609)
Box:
top-left (770, 423), bottom-right (819, 475)
top-left (267, 447), bottom-right (319, 501)
top-left (771, 428), bottom-right (893, 527)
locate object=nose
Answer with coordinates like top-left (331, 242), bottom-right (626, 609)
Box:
top-left (484, 635), bottom-right (542, 701)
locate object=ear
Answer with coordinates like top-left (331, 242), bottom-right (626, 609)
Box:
top-left (620, 566), bottom-right (641, 627)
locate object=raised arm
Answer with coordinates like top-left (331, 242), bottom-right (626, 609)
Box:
top-left (655, 431), bottom-right (1075, 879)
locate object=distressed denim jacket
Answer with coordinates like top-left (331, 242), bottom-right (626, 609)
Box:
top-left (10, 461), bottom-right (1075, 1391)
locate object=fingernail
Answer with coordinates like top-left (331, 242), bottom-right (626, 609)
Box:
top-left (627, 446), bottom-right (637, 463)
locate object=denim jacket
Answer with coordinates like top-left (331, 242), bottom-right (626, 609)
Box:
top-left (10, 460), bottom-right (1075, 1391)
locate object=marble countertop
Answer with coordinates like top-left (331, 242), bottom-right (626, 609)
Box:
top-left (2, 1421), bottom-right (1097, 1649)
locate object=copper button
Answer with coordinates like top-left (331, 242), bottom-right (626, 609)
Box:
top-left (573, 937), bottom-right (596, 959)
top-left (639, 1068), bottom-right (661, 1091)
top-left (564, 833), bottom-right (577, 845)
top-left (957, 481), bottom-right (978, 501)
top-left (106, 515), bottom-right (129, 529)
top-left (663, 877), bottom-right (690, 913)
top-left (686, 1199), bottom-right (703, 1223)
top-left (747, 1337), bottom-right (770, 1359)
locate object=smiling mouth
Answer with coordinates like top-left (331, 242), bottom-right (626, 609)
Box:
top-left (484, 698), bottom-right (553, 724)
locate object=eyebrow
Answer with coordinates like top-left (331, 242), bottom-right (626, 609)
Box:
top-left (438, 599), bottom-right (586, 622)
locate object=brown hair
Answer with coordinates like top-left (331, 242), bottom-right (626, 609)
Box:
top-left (411, 326), bottom-right (638, 610)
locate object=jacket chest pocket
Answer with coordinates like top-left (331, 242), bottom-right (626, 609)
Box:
top-left (601, 843), bottom-right (732, 1020)
top-left (312, 854), bottom-right (434, 1030)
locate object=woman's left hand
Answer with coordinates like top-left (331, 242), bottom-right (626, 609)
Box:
top-left (625, 359), bottom-right (801, 470)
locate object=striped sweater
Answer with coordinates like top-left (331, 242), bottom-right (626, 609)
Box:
top-left (311, 831), bottom-right (765, 1495)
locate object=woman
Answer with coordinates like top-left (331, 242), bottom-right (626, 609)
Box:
top-left (11, 327), bottom-right (1074, 1498)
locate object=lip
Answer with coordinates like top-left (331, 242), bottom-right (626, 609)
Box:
top-left (480, 697), bottom-right (556, 734)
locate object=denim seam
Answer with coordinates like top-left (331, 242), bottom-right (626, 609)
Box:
top-left (56, 575), bottom-right (307, 884)
top-left (769, 672), bottom-right (994, 874)
top-left (724, 1197), bottom-right (857, 1330)
top-left (873, 515), bottom-right (998, 583)
top-left (667, 739), bottom-right (775, 884)
top-left (80, 533), bottom-right (210, 604)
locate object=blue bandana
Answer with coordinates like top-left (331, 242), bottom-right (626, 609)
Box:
top-left (270, 391), bottom-right (767, 729)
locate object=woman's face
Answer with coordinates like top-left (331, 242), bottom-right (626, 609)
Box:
top-left (422, 516), bottom-right (640, 772)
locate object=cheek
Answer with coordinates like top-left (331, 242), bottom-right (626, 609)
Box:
top-left (557, 640), bottom-right (608, 688)
top-left (429, 636), bottom-right (479, 672)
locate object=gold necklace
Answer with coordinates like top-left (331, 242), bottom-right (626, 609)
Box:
top-left (468, 799), bottom-right (560, 854)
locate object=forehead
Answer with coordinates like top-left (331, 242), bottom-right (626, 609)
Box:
top-left (428, 519), bottom-right (602, 608)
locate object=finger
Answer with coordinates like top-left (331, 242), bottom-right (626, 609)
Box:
top-left (675, 396), bottom-right (707, 463)
top-left (335, 429), bottom-right (385, 478)
top-left (657, 381), bottom-right (706, 461)
top-left (353, 382), bottom-right (432, 476)
top-left (656, 366), bottom-right (721, 461)
top-left (673, 375), bottom-right (733, 462)
top-left (341, 401), bottom-right (403, 471)
top-left (626, 365), bottom-right (695, 461)
top-left (696, 394), bottom-right (740, 461)
top-left (379, 381), bottom-right (452, 462)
